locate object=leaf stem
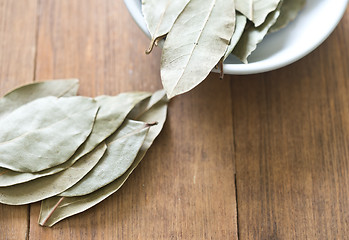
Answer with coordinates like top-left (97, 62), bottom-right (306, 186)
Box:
top-left (219, 59), bottom-right (224, 79)
top-left (0, 169), bottom-right (9, 176)
top-left (145, 122), bottom-right (158, 127)
top-left (41, 197), bottom-right (65, 226)
top-left (145, 36), bottom-right (164, 54)
top-left (146, 39), bottom-right (156, 54)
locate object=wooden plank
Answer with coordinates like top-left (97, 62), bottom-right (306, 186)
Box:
top-left (232, 9), bottom-right (349, 239)
top-left (29, 0), bottom-right (238, 238)
top-left (0, 0), bottom-right (38, 239)
top-left (0, 0), bottom-right (37, 93)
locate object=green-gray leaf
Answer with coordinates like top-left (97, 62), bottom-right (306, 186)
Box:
top-left (235, 0), bottom-right (253, 20)
top-left (72, 92), bottom-right (151, 161)
top-left (142, 0), bottom-right (190, 53)
top-left (253, 0), bottom-right (281, 27)
top-left (0, 79), bottom-right (79, 120)
top-left (59, 120), bottom-right (149, 197)
top-left (0, 92), bottom-right (150, 187)
top-left (128, 89), bottom-right (166, 119)
top-left (269, 0), bottom-right (305, 33)
top-left (0, 79), bottom-right (80, 186)
top-left (224, 13), bottom-right (247, 61)
top-left (233, 4), bottom-right (281, 63)
top-left (39, 92), bottom-right (168, 227)
top-left (0, 96), bottom-right (98, 172)
top-left (0, 143), bottom-right (107, 205)
top-left (160, 0), bottom-right (235, 98)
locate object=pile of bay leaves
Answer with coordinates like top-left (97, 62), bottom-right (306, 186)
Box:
top-left (0, 79), bottom-right (168, 227)
top-left (142, 0), bottom-right (306, 98)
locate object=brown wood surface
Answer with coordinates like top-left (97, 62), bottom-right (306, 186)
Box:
top-left (0, 0), bottom-right (348, 239)
top-left (0, 0), bottom-right (37, 239)
top-left (232, 7), bottom-right (349, 239)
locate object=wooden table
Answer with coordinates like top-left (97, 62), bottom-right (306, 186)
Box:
top-left (0, 1), bottom-right (348, 239)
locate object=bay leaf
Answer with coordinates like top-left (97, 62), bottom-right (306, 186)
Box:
top-left (0, 79), bottom-right (80, 186)
top-left (142, 0), bottom-right (190, 53)
top-left (269, 0), bottom-right (305, 33)
top-left (233, 4), bottom-right (281, 63)
top-left (72, 92), bottom-right (151, 161)
top-left (252, 0), bottom-right (281, 27)
top-left (160, 0), bottom-right (235, 98)
top-left (59, 120), bottom-right (149, 197)
top-left (0, 92), bottom-right (150, 187)
top-left (0, 79), bottom-right (79, 119)
top-left (0, 96), bottom-right (98, 172)
top-left (128, 89), bottom-right (166, 119)
top-left (235, 0), bottom-right (253, 20)
top-left (39, 92), bottom-right (168, 227)
top-left (0, 143), bottom-right (107, 205)
top-left (224, 13), bottom-right (247, 61)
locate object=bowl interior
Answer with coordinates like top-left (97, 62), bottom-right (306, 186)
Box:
top-left (124, 0), bottom-right (348, 74)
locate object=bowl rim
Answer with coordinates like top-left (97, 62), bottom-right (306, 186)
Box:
top-left (124, 0), bottom-right (348, 75)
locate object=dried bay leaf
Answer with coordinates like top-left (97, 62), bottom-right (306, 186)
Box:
top-left (160, 0), bottom-right (235, 98)
top-left (140, 0), bottom-right (307, 96)
top-left (0, 144), bottom-right (107, 205)
top-left (253, 0), bottom-right (281, 27)
top-left (72, 92), bottom-right (151, 161)
top-left (128, 89), bottom-right (166, 119)
top-left (235, 0), bottom-right (253, 20)
top-left (39, 92), bottom-right (168, 227)
top-left (0, 96), bottom-right (98, 172)
top-left (0, 79), bottom-right (79, 120)
top-left (269, 0), bottom-right (305, 32)
top-left (0, 79), bottom-right (80, 186)
top-left (0, 92), bottom-right (150, 187)
top-left (233, 4), bottom-right (281, 63)
top-left (224, 13), bottom-right (247, 61)
top-left (142, 0), bottom-right (190, 53)
top-left (59, 120), bottom-right (149, 197)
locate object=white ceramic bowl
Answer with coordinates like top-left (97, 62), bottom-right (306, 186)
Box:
top-left (124, 0), bottom-right (348, 75)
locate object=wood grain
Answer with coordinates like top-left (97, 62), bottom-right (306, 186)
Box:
top-left (28, 0), bottom-right (238, 239)
top-left (0, 0), bottom-right (37, 239)
top-left (0, 0), bottom-right (37, 93)
top-left (1, 0), bottom-right (348, 239)
top-left (232, 7), bottom-right (349, 240)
